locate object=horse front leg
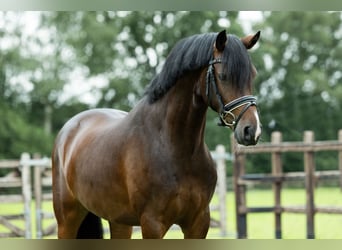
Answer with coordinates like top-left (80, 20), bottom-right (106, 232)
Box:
top-left (109, 221), bottom-right (133, 239)
top-left (139, 213), bottom-right (170, 239)
top-left (181, 207), bottom-right (211, 239)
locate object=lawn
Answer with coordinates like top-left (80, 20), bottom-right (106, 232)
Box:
top-left (243, 187), bottom-right (342, 239)
top-left (1, 186), bottom-right (342, 239)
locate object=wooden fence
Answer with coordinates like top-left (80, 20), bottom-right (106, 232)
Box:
top-left (0, 153), bottom-right (55, 238)
top-left (0, 145), bottom-right (228, 238)
top-left (232, 130), bottom-right (342, 239)
top-left (0, 154), bottom-right (29, 238)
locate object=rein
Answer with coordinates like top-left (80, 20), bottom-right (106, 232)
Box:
top-left (206, 58), bottom-right (257, 130)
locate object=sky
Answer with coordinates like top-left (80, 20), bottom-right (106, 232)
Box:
top-left (238, 11), bottom-right (263, 33)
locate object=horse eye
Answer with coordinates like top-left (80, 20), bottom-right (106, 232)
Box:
top-left (218, 73), bottom-right (228, 81)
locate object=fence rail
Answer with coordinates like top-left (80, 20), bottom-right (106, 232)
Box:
top-left (232, 129), bottom-right (342, 239)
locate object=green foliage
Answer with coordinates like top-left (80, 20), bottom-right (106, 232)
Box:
top-left (1, 11), bottom-right (341, 176)
top-left (42, 12), bottom-right (244, 109)
top-left (254, 12), bottom-right (342, 138)
top-left (0, 105), bottom-right (53, 158)
top-left (246, 12), bottom-right (342, 173)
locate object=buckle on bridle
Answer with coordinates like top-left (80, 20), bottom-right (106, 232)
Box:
top-left (220, 110), bottom-right (236, 128)
top-left (219, 96), bottom-right (257, 129)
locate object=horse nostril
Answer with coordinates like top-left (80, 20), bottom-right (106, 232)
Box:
top-left (244, 126), bottom-right (254, 143)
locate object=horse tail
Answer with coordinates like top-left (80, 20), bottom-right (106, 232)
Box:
top-left (77, 212), bottom-right (103, 239)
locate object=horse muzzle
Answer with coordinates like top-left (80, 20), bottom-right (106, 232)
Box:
top-left (234, 106), bottom-right (262, 146)
top-left (235, 123), bottom-right (262, 146)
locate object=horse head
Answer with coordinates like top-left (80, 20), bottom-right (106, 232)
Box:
top-left (205, 30), bottom-right (262, 146)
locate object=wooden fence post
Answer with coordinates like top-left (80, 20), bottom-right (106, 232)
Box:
top-left (215, 145), bottom-right (227, 236)
top-left (20, 153), bottom-right (32, 239)
top-left (232, 134), bottom-right (247, 239)
top-left (304, 131), bottom-right (315, 239)
top-left (271, 131), bottom-right (282, 239)
top-left (33, 153), bottom-right (43, 239)
top-left (338, 129), bottom-right (342, 191)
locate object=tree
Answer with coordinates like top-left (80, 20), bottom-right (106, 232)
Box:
top-left (1, 11), bottom-right (250, 159)
top-left (43, 11), bottom-right (246, 148)
top-left (0, 12), bottom-right (52, 158)
top-left (249, 11), bottom-right (342, 172)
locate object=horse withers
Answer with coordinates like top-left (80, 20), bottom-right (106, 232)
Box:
top-left (52, 30), bottom-right (261, 239)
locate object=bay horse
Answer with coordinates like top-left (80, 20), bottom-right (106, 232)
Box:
top-left (52, 30), bottom-right (261, 239)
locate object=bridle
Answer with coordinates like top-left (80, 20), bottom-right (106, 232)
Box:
top-left (206, 58), bottom-right (257, 130)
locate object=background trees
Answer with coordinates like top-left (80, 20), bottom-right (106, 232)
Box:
top-left (0, 11), bottom-right (341, 173)
top-left (255, 12), bottom-right (342, 141)
top-left (249, 12), bottom-right (342, 172)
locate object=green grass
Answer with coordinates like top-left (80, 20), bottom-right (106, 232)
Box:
top-left (1, 187), bottom-right (342, 239)
top-left (244, 187), bottom-right (342, 239)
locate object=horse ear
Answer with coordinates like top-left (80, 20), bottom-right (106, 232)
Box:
top-left (241, 31), bottom-right (261, 50)
top-left (215, 30), bottom-right (227, 52)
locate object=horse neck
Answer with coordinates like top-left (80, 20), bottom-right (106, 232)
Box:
top-left (159, 71), bottom-right (208, 153)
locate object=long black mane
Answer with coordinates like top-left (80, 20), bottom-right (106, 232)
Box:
top-left (145, 32), bottom-right (253, 103)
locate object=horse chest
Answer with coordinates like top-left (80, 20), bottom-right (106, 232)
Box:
top-left (178, 170), bottom-right (215, 197)
top-left (162, 164), bottom-right (217, 214)
top-left (152, 160), bottom-right (216, 197)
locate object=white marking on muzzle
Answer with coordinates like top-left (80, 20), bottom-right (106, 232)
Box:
top-left (254, 110), bottom-right (262, 142)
